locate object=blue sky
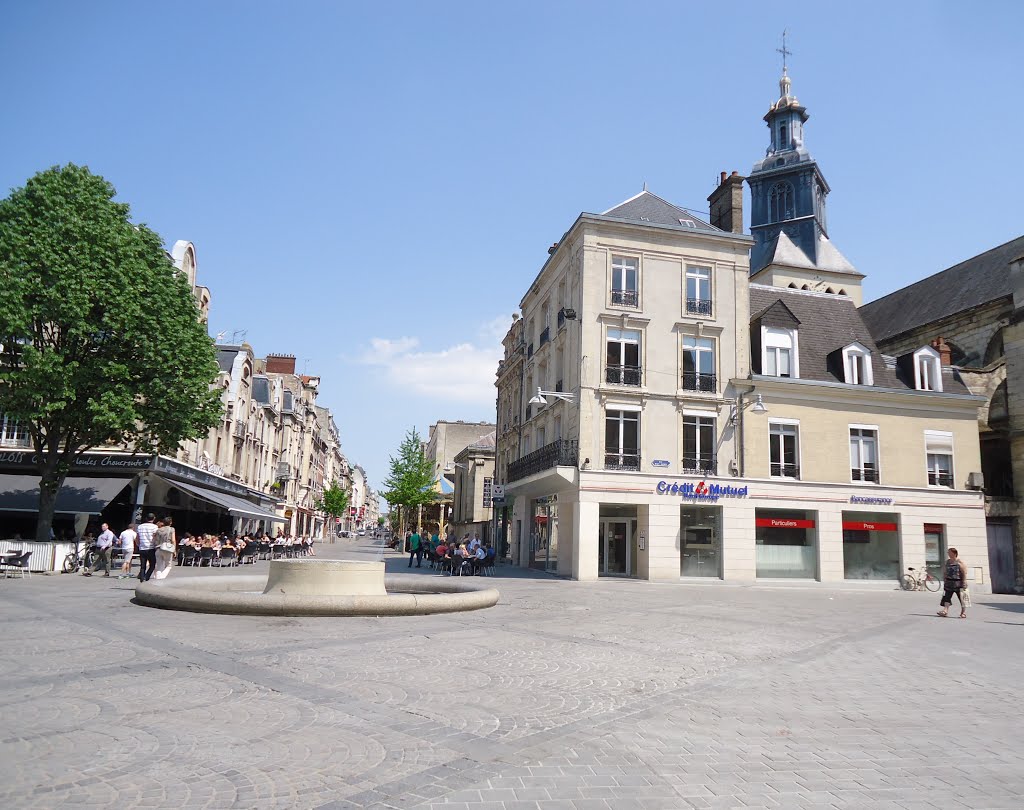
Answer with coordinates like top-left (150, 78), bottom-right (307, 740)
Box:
top-left (2, 1), bottom-right (1022, 491)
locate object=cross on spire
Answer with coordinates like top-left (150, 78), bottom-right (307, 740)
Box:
top-left (777, 29), bottom-right (792, 74)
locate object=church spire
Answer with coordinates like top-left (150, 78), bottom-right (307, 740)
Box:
top-left (777, 29), bottom-right (792, 100)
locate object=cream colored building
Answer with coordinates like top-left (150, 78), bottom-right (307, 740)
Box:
top-left (497, 182), bottom-right (991, 589)
top-left (451, 431), bottom-right (496, 542)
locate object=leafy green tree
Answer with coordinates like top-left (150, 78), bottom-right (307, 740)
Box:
top-left (315, 480), bottom-right (350, 534)
top-left (380, 428), bottom-right (436, 534)
top-left (0, 164), bottom-right (222, 541)
top-left (377, 516), bottom-right (385, 527)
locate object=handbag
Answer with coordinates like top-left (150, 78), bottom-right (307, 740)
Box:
top-left (961, 585), bottom-right (972, 608)
top-left (157, 527), bottom-right (174, 553)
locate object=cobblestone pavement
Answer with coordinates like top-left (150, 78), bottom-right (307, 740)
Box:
top-left (1, 539), bottom-right (1023, 809)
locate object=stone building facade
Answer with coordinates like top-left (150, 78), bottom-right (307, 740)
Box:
top-left (451, 431), bottom-right (496, 543)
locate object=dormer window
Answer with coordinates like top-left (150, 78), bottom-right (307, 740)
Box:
top-left (914, 346), bottom-right (943, 392)
top-left (842, 342), bottom-right (874, 386)
top-left (763, 327), bottom-right (798, 378)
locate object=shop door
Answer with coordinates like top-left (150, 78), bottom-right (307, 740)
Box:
top-left (923, 524), bottom-right (946, 578)
top-left (598, 520), bottom-right (631, 576)
top-left (987, 521), bottom-right (1016, 594)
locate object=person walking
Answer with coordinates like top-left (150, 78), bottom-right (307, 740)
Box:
top-left (937, 547), bottom-right (968, 618)
top-left (136, 513), bottom-right (159, 583)
top-left (117, 523), bottom-right (137, 579)
top-left (407, 528), bottom-right (422, 568)
top-left (153, 517), bottom-right (177, 580)
top-left (83, 522), bottom-right (115, 577)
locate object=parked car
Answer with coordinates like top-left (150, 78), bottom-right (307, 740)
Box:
top-left (358, 529), bottom-right (366, 536)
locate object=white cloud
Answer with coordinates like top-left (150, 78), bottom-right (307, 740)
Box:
top-left (359, 322), bottom-right (505, 405)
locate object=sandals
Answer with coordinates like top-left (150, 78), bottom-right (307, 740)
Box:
top-left (960, 612), bottom-right (967, 619)
top-left (936, 610), bottom-right (948, 617)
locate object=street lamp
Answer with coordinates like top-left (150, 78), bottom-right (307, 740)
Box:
top-left (528, 387), bottom-right (576, 406)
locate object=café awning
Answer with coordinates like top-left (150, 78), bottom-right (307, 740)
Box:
top-left (158, 477), bottom-right (285, 523)
top-left (0, 474), bottom-right (134, 514)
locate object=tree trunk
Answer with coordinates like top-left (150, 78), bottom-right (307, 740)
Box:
top-left (35, 463), bottom-right (67, 543)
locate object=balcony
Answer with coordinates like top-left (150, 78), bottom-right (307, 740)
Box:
top-left (557, 309), bottom-right (566, 330)
top-left (555, 379), bottom-right (563, 393)
top-left (508, 439), bottom-right (580, 483)
top-left (606, 364), bottom-right (641, 386)
top-left (682, 455), bottom-right (716, 475)
top-left (527, 343), bottom-right (534, 359)
top-left (611, 289), bottom-right (639, 307)
top-left (686, 298), bottom-right (713, 317)
top-left (928, 471), bottom-right (954, 488)
top-left (681, 371), bottom-right (717, 393)
top-left (604, 452), bottom-right (641, 471)
top-left (232, 420), bottom-right (247, 441)
top-left (539, 327), bottom-right (550, 346)
top-left (852, 467), bottom-right (879, 483)
top-left (770, 462), bottom-right (800, 479)
top-left (276, 462), bottom-right (293, 481)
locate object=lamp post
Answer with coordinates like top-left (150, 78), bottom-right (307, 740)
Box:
top-left (729, 390), bottom-right (769, 477)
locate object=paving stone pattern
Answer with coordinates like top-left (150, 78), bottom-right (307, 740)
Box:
top-left (1, 541), bottom-right (1023, 809)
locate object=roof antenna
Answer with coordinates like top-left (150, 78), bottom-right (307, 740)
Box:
top-left (642, 181), bottom-right (648, 192)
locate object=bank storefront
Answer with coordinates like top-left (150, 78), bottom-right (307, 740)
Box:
top-left (510, 471), bottom-right (991, 590)
top-left (0, 451), bottom-right (283, 570)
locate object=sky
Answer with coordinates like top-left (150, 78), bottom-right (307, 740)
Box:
top-left (2, 1), bottom-right (1022, 492)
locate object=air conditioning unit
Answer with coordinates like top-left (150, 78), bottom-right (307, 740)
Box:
top-left (967, 471), bottom-right (985, 490)
top-left (276, 462), bottom-right (293, 481)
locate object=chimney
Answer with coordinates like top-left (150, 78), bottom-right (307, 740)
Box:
top-left (706, 170), bottom-right (745, 234)
top-left (931, 337), bottom-right (952, 366)
top-left (266, 353), bottom-right (297, 375)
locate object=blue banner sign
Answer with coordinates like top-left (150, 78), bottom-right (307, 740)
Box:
top-left (651, 459), bottom-right (670, 467)
top-left (656, 480), bottom-right (749, 502)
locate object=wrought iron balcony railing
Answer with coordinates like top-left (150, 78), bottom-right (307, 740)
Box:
top-left (770, 462), bottom-right (800, 479)
top-left (557, 309), bottom-right (566, 330)
top-left (527, 343), bottom-right (534, 358)
top-left (507, 439), bottom-right (580, 483)
top-left (539, 327), bottom-right (550, 346)
top-left (928, 470), bottom-right (954, 488)
top-left (555, 379), bottom-right (563, 392)
top-left (852, 466), bottom-right (880, 483)
top-left (604, 452), bottom-right (641, 471)
top-left (682, 455), bottom-right (717, 475)
top-left (686, 298), bottom-right (713, 316)
top-left (681, 371), bottom-right (717, 392)
top-left (611, 289), bottom-right (639, 307)
top-left (606, 364), bottom-right (641, 386)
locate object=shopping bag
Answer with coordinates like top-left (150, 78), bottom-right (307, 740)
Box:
top-left (962, 586), bottom-right (972, 608)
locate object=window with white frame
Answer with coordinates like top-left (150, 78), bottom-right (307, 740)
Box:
top-left (685, 266), bottom-right (713, 316)
top-left (611, 256), bottom-right (639, 307)
top-left (914, 346), bottom-right (943, 392)
top-left (604, 408), bottom-right (640, 470)
top-left (606, 328), bottom-right (641, 386)
top-left (843, 342), bottom-right (874, 386)
top-left (0, 414), bottom-right (30, 448)
top-left (925, 430), bottom-right (954, 488)
top-left (682, 335), bottom-right (716, 392)
top-left (763, 327), bottom-right (798, 378)
top-left (682, 413), bottom-right (716, 475)
top-left (850, 426), bottom-right (879, 483)
top-left (769, 422), bottom-right (800, 478)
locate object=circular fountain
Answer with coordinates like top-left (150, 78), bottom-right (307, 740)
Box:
top-left (135, 559), bottom-right (499, 616)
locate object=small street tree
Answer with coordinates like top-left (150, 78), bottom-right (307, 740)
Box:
top-left (0, 164), bottom-right (222, 542)
top-left (380, 428), bottom-right (436, 536)
top-left (315, 480), bottom-right (350, 537)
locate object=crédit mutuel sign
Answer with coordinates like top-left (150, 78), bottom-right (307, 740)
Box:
top-left (655, 480), bottom-right (749, 502)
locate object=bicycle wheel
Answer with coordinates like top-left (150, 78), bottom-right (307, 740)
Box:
top-left (84, 550), bottom-right (97, 570)
top-left (924, 574), bottom-right (941, 593)
top-left (899, 574), bottom-right (916, 591)
top-left (62, 554), bottom-right (79, 574)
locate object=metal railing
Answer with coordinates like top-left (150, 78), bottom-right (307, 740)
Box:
top-left (682, 455), bottom-right (716, 475)
top-left (555, 379), bottom-right (563, 392)
top-left (527, 343), bottom-right (534, 358)
top-left (539, 327), bottom-right (550, 346)
top-left (611, 289), bottom-right (639, 307)
top-left (606, 364), bottom-right (641, 386)
top-left (604, 452), bottom-right (641, 471)
top-left (681, 371), bottom-right (717, 392)
top-left (770, 462), bottom-right (800, 478)
top-left (557, 309), bottom-right (566, 329)
top-left (507, 439), bottom-right (579, 483)
top-left (928, 471), bottom-right (954, 488)
top-left (852, 467), bottom-right (880, 483)
top-left (686, 298), bottom-right (713, 316)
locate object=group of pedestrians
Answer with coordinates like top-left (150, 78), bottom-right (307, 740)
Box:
top-left (81, 513), bottom-right (176, 582)
top-left (403, 528), bottom-right (492, 573)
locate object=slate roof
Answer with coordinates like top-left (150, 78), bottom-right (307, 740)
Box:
top-left (750, 285), bottom-right (969, 393)
top-left (216, 346), bottom-right (241, 372)
top-left (600, 190), bottom-right (718, 232)
top-left (860, 234), bottom-right (1024, 343)
top-left (752, 230), bottom-right (860, 278)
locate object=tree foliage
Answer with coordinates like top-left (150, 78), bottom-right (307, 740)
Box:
top-left (0, 164), bottom-right (222, 540)
top-left (380, 428), bottom-right (436, 530)
top-left (315, 479), bottom-right (350, 520)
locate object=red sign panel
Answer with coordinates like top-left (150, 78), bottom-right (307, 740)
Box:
top-left (923, 523), bottom-right (944, 534)
top-left (843, 521), bottom-right (898, 532)
top-left (755, 518), bottom-right (815, 529)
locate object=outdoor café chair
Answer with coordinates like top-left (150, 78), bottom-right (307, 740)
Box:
top-left (1, 551), bottom-right (32, 579)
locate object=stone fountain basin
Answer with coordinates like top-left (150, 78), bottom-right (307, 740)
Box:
top-left (135, 559), bottom-right (499, 616)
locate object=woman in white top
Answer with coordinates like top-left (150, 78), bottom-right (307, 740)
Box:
top-left (152, 517), bottom-right (177, 580)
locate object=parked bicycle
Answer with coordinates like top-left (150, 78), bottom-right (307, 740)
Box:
top-left (900, 566), bottom-right (940, 592)
top-left (62, 540), bottom-right (98, 574)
